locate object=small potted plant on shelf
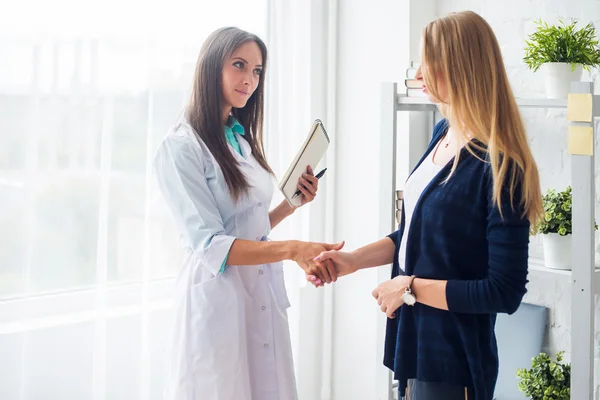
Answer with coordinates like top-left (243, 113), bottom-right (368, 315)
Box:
top-left (517, 351), bottom-right (570, 400)
top-left (534, 186), bottom-right (597, 270)
top-left (523, 18), bottom-right (600, 99)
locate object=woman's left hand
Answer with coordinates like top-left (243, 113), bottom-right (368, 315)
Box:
top-left (372, 275), bottom-right (411, 319)
top-left (296, 166), bottom-right (319, 206)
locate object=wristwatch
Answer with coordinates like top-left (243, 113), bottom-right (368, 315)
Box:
top-left (401, 275), bottom-right (417, 306)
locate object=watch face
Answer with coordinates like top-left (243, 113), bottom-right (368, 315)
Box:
top-left (402, 292), bottom-right (416, 306)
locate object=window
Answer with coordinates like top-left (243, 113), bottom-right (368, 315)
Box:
top-left (0, 1), bottom-right (267, 398)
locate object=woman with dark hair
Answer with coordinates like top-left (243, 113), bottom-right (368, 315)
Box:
top-left (154, 27), bottom-right (342, 400)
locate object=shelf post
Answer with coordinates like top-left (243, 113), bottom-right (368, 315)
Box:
top-left (569, 81), bottom-right (596, 400)
top-left (378, 82), bottom-right (397, 400)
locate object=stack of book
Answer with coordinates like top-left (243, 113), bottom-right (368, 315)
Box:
top-left (395, 190), bottom-right (403, 225)
top-left (404, 62), bottom-right (426, 98)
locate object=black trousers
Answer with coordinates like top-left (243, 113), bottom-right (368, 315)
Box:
top-left (402, 379), bottom-right (470, 400)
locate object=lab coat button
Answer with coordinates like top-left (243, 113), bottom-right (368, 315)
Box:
top-left (258, 202), bottom-right (263, 207)
top-left (261, 306), bottom-right (266, 311)
top-left (264, 343), bottom-right (269, 348)
top-left (259, 269), bottom-right (264, 275)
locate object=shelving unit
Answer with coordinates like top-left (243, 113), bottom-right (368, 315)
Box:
top-left (527, 257), bottom-right (600, 283)
top-left (396, 94), bottom-right (570, 109)
top-left (378, 81), bottom-right (600, 400)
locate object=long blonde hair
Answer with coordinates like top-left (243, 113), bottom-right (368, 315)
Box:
top-left (422, 11), bottom-right (543, 226)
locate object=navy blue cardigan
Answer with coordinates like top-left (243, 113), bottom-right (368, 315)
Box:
top-left (383, 119), bottom-right (530, 400)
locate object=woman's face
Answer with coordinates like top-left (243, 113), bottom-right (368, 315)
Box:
top-left (221, 41), bottom-right (263, 112)
top-left (415, 62), bottom-right (448, 104)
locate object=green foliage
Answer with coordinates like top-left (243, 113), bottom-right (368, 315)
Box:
top-left (533, 186), bottom-right (598, 236)
top-left (523, 19), bottom-right (600, 72)
top-left (517, 352), bottom-right (571, 400)
top-left (535, 186), bottom-right (573, 235)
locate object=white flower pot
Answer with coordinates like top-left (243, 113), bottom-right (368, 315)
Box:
top-left (542, 233), bottom-right (572, 270)
top-left (541, 63), bottom-right (582, 99)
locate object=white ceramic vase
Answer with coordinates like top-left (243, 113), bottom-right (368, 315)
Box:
top-left (541, 62), bottom-right (582, 99)
top-left (542, 233), bottom-right (572, 270)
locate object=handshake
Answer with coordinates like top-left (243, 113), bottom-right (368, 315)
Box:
top-left (290, 240), bottom-right (356, 287)
top-left (290, 239), bottom-right (410, 318)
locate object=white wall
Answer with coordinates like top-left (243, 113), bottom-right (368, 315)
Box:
top-left (330, 1), bottom-right (425, 399)
top-left (331, 1), bottom-right (445, 399)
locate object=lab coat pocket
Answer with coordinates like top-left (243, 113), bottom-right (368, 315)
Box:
top-left (189, 275), bottom-right (247, 395)
top-left (270, 262), bottom-right (291, 310)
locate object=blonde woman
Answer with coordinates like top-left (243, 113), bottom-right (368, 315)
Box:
top-left (308, 11), bottom-right (543, 400)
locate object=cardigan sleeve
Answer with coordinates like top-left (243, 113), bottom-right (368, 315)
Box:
top-left (445, 169), bottom-right (530, 315)
top-left (387, 230), bottom-right (400, 245)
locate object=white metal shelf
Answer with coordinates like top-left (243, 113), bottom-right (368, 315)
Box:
top-left (396, 94), bottom-right (596, 110)
top-left (528, 257), bottom-right (600, 293)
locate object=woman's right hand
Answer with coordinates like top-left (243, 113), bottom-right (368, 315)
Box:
top-left (292, 241), bottom-right (345, 284)
top-left (307, 250), bottom-right (358, 287)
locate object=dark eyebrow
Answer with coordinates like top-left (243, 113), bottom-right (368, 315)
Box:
top-left (232, 57), bottom-right (263, 68)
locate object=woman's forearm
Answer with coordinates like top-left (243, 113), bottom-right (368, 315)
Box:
top-left (228, 239), bottom-right (298, 265)
top-left (269, 201), bottom-right (295, 229)
top-left (351, 238), bottom-right (396, 270)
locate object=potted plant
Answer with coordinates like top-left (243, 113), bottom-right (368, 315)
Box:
top-left (523, 19), bottom-right (600, 99)
top-left (517, 351), bottom-right (570, 400)
top-left (534, 186), bottom-right (597, 269)
top-left (536, 186), bottom-right (573, 270)
top-left (534, 186), bottom-right (573, 270)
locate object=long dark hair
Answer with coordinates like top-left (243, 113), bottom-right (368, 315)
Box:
top-left (186, 27), bottom-right (273, 202)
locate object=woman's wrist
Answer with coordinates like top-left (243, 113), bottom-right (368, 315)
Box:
top-left (280, 200), bottom-right (296, 216)
top-left (283, 240), bottom-right (300, 261)
top-left (348, 250), bottom-right (363, 272)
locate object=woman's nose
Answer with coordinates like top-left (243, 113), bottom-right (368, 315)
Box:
top-left (243, 71), bottom-right (254, 86)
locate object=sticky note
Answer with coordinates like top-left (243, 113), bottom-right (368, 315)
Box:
top-left (568, 126), bottom-right (594, 156)
top-left (567, 93), bottom-right (593, 122)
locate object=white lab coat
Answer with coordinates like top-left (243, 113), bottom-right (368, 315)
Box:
top-left (154, 120), bottom-right (298, 400)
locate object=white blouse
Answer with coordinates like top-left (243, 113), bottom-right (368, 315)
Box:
top-left (398, 145), bottom-right (445, 272)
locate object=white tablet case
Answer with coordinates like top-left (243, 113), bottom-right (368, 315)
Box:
top-left (278, 120), bottom-right (330, 207)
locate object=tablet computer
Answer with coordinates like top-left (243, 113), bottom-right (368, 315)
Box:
top-left (278, 119), bottom-right (330, 207)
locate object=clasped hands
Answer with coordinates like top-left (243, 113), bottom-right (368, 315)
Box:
top-left (297, 246), bottom-right (413, 319)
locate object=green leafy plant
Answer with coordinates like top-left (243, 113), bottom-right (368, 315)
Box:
top-left (523, 19), bottom-right (600, 72)
top-left (535, 186), bottom-right (573, 235)
top-left (533, 186), bottom-right (598, 236)
top-left (517, 352), bottom-right (570, 400)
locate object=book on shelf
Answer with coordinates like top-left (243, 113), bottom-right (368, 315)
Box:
top-left (405, 78), bottom-right (421, 89)
top-left (405, 88), bottom-right (427, 98)
top-left (404, 62), bottom-right (423, 96)
top-left (395, 190), bottom-right (403, 224)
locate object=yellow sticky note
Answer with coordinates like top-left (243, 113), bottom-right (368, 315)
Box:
top-left (568, 126), bottom-right (594, 156)
top-left (567, 93), bottom-right (593, 122)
